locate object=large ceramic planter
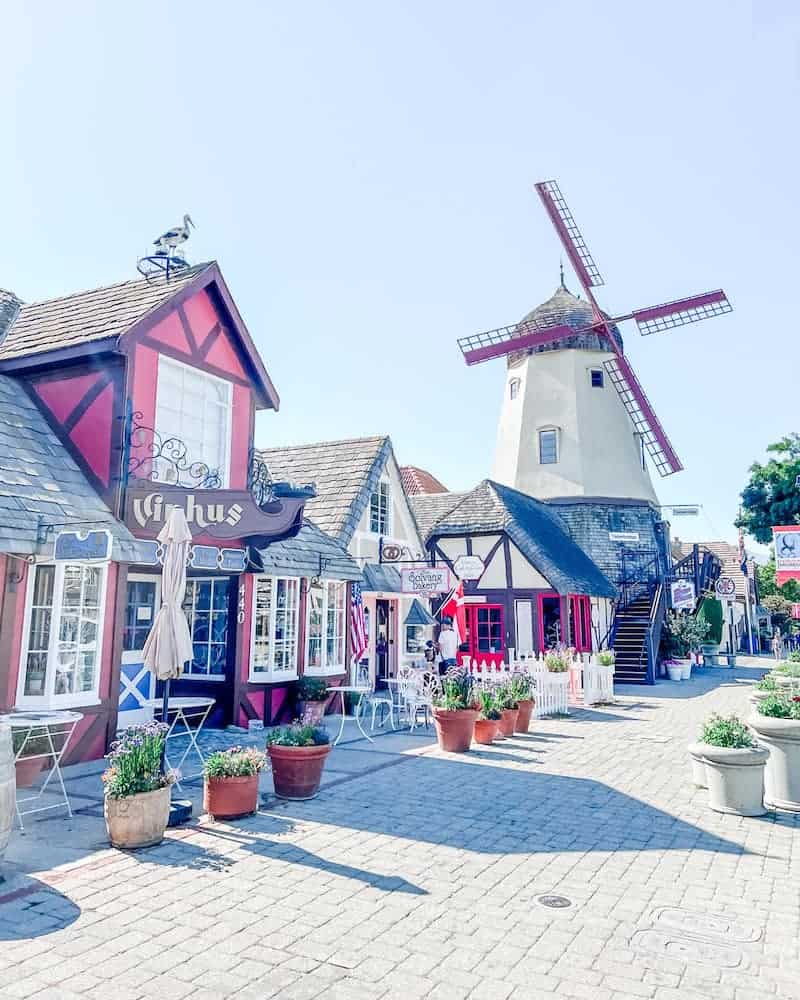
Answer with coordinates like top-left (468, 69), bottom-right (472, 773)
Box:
top-left (104, 785), bottom-right (171, 850)
top-left (204, 774), bottom-right (260, 820)
top-left (700, 743), bottom-right (769, 816)
top-left (687, 742), bottom-right (708, 789)
top-left (297, 699), bottom-right (327, 725)
top-left (748, 713), bottom-right (800, 812)
top-left (666, 662), bottom-right (683, 682)
top-left (432, 708), bottom-right (479, 753)
top-left (515, 700), bottom-right (534, 733)
top-left (498, 708), bottom-right (519, 737)
top-left (680, 659), bottom-right (692, 681)
top-left (0, 723), bottom-right (15, 865)
top-left (473, 719), bottom-right (499, 745)
top-left (14, 756), bottom-right (43, 790)
top-left (268, 744), bottom-right (331, 799)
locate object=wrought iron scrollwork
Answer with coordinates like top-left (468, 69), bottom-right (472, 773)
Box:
top-left (248, 446), bottom-right (275, 507)
top-left (123, 411), bottom-right (222, 489)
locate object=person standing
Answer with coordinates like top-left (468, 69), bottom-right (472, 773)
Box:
top-left (438, 618), bottom-right (459, 670)
top-left (772, 632), bottom-right (783, 660)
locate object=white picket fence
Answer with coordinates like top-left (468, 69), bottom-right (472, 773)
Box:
top-left (458, 651), bottom-right (614, 715)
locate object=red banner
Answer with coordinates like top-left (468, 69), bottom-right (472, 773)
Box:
top-left (773, 525), bottom-right (800, 586)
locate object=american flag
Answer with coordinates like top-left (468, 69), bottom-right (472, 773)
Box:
top-left (350, 582), bottom-right (368, 661)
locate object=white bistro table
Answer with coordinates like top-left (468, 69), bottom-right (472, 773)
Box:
top-left (0, 710), bottom-right (83, 830)
top-left (143, 696), bottom-right (215, 786)
top-left (332, 686), bottom-right (373, 745)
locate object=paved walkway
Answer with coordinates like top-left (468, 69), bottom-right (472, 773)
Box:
top-left (2, 659), bottom-right (799, 1000)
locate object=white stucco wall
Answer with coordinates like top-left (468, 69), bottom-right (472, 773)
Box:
top-left (492, 348), bottom-right (658, 503)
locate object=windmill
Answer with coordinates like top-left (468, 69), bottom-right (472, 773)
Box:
top-left (458, 180), bottom-right (732, 481)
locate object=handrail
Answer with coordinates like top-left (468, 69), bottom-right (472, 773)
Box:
top-left (640, 581), bottom-right (666, 683)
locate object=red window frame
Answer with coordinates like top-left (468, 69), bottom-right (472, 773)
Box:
top-left (468, 604), bottom-right (505, 666)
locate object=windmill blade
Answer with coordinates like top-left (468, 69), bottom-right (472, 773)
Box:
top-left (604, 354), bottom-right (683, 477)
top-left (458, 321), bottom-right (577, 366)
top-left (622, 289), bottom-right (732, 336)
top-left (535, 180), bottom-right (604, 295)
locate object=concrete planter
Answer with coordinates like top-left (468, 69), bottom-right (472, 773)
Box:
top-left (748, 713), bottom-right (800, 812)
top-left (687, 742), bottom-right (708, 788)
top-left (680, 659), bottom-right (693, 681)
top-left (0, 723), bottom-right (15, 865)
top-left (104, 785), bottom-right (171, 850)
top-left (666, 662), bottom-right (683, 682)
top-left (700, 744), bottom-right (769, 816)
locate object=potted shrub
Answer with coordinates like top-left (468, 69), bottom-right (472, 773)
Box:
top-left (473, 689), bottom-right (501, 745)
top-left (431, 671), bottom-right (479, 752)
top-left (662, 611), bottom-right (709, 679)
top-left (203, 746), bottom-right (267, 820)
top-left (510, 673), bottom-right (535, 733)
top-left (749, 693), bottom-right (800, 812)
top-left (102, 723), bottom-right (175, 850)
top-left (295, 677), bottom-right (330, 725)
top-left (494, 683), bottom-right (519, 737)
top-left (267, 723), bottom-right (331, 800)
top-left (751, 674), bottom-right (779, 708)
top-left (11, 729), bottom-right (51, 789)
top-left (691, 714), bottom-right (768, 816)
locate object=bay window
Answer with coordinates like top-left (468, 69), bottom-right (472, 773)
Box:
top-left (306, 580), bottom-right (347, 675)
top-left (17, 562), bottom-right (107, 708)
top-left (250, 576), bottom-right (299, 682)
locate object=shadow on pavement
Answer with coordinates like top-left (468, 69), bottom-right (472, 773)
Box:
top-left (0, 879), bottom-right (80, 939)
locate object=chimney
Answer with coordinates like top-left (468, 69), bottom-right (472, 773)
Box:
top-left (0, 289), bottom-right (21, 346)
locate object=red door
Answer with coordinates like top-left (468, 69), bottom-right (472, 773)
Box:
top-left (568, 595), bottom-right (592, 652)
top-left (468, 604), bottom-right (505, 667)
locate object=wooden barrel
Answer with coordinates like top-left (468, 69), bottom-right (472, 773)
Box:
top-left (0, 721), bottom-right (15, 862)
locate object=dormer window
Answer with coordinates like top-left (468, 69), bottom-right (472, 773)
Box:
top-left (590, 369), bottom-right (604, 388)
top-left (370, 480), bottom-right (390, 535)
top-left (155, 357), bottom-right (232, 487)
top-left (509, 378), bottom-right (521, 400)
top-left (538, 428), bottom-right (558, 465)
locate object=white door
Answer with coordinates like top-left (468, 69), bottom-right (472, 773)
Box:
top-left (118, 574), bottom-right (161, 729)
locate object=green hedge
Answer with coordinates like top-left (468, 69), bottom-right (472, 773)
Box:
top-left (697, 597), bottom-right (724, 645)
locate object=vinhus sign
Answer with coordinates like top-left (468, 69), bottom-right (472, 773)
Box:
top-left (123, 483), bottom-right (312, 542)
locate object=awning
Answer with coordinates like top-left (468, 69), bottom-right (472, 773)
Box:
top-left (404, 598), bottom-right (436, 627)
top-left (361, 563), bottom-right (403, 594)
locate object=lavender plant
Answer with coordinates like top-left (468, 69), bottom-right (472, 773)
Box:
top-left (102, 722), bottom-right (175, 799)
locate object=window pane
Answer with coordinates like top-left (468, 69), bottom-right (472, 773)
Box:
top-left (539, 429), bottom-right (558, 464)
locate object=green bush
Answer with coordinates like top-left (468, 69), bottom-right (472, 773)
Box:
top-left (663, 611), bottom-right (710, 658)
top-left (494, 683), bottom-right (518, 710)
top-left (433, 671), bottom-right (476, 711)
top-left (757, 693), bottom-right (800, 720)
top-left (700, 714), bottom-right (754, 748)
top-left (476, 688), bottom-right (501, 721)
top-left (756, 675), bottom-right (778, 692)
top-left (597, 651), bottom-right (615, 667)
top-left (544, 651), bottom-right (569, 673)
top-left (267, 723), bottom-right (330, 747)
top-left (788, 650), bottom-right (800, 663)
top-left (102, 723), bottom-right (175, 799)
top-left (696, 598), bottom-right (724, 645)
top-left (510, 672), bottom-right (534, 702)
top-left (296, 677), bottom-right (329, 701)
top-left (204, 746), bottom-right (267, 779)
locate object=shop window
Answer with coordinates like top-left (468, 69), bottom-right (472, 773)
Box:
top-left (306, 580), bottom-right (347, 675)
top-left (590, 369), bottom-right (604, 388)
top-left (250, 577), bottom-right (299, 682)
top-left (509, 378), bottom-right (521, 400)
top-left (17, 562), bottom-right (107, 708)
top-left (405, 624), bottom-right (431, 655)
top-left (182, 578), bottom-right (230, 678)
top-left (538, 428), bottom-right (558, 465)
top-left (369, 481), bottom-right (390, 535)
top-left (154, 356), bottom-right (232, 487)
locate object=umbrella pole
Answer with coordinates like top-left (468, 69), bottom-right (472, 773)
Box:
top-left (160, 679), bottom-right (171, 773)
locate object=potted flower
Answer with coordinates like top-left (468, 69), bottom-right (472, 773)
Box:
top-left (751, 674), bottom-right (779, 708)
top-left (545, 650), bottom-right (570, 673)
top-left (203, 746), bottom-right (267, 820)
top-left (102, 723), bottom-right (175, 850)
top-left (267, 723), bottom-right (331, 800)
top-left (473, 689), bottom-right (501, 745)
top-left (597, 650), bottom-right (615, 669)
top-left (690, 714), bottom-right (768, 816)
top-left (494, 683), bottom-right (519, 737)
top-left (662, 611), bottom-right (710, 680)
top-left (749, 693), bottom-right (800, 812)
top-left (295, 677), bottom-right (330, 725)
top-left (11, 729), bottom-right (52, 789)
top-left (431, 671), bottom-right (480, 752)
top-left (510, 672), bottom-right (535, 733)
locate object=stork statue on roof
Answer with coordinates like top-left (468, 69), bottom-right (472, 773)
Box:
top-left (458, 181), bottom-right (732, 503)
top-left (153, 214), bottom-right (195, 257)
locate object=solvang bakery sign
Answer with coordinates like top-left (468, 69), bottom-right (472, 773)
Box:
top-left (124, 482), bottom-right (312, 542)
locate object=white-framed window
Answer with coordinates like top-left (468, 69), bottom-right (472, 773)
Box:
top-left (250, 576), bottom-right (300, 682)
top-left (182, 577), bottom-right (230, 678)
top-left (509, 378), bottom-right (521, 400)
top-left (369, 480), bottom-right (390, 535)
top-left (538, 427), bottom-right (559, 465)
top-left (154, 356), bottom-right (233, 487)
top-left (17, 562), bottom-right (108, 709)
top-left (590, 368), bottom-right (604, 388)
top-left (305, 580), bottom-right (347, 675)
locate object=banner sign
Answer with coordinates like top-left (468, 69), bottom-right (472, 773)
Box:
top-left (715, 576), bottom-right (737, 602)
top-left (670, 578), bottom-right (696, 610)
top-left (54, 529), bottom-right (112, 562)
top-left (401, 567), bottom-right (451, 595)
top-left (773, 526), bottom-right (800, 586)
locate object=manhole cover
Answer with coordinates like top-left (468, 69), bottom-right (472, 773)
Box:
top-left (537, 894), bottom-right (572, 909)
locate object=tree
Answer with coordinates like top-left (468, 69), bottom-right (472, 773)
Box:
top-left (696, 597), bottom-right (724, 644)
top-left (738, 434), bottom-right (800, 544)
top-left (762, 594), bottom-right (796, 636)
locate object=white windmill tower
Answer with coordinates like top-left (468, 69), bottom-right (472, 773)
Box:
top-left (458, 180), bottom-right (732, 504)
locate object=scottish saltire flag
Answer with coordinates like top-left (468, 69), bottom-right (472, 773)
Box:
top-left (350, 582), bottom-right (368, 661)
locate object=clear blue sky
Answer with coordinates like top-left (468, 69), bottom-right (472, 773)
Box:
top-left (2, 2), bottom-right (797, 547)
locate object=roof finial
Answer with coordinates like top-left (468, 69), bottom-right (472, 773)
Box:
top-left (559, 259), bottom-right (565, 289)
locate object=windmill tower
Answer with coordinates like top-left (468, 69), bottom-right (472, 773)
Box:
top-left (458, 180), bottom-right (732, 504)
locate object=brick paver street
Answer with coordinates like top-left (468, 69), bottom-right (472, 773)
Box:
top-left (2, 661), bottom-right (799, 1000)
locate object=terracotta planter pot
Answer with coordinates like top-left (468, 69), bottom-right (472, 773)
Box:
top-left (515, 700), bottom-right (534, 733)
top-left (432, 708), bottom-right (479, 752)
top-left (297, 699), bottom-right (327, 725)
top-left (268, 743), bottom-right (331, 800)
top-left (473, 718), bottom-right (499, 745)
top-left (700, 743), bottom-right (769, 816)
top-left (498, 708), bottom-right (519, 737)
top-left (204, 774), bottom-right (260, 820)
top-left (104, 785), bottom-right (171, 850)
top-left (14, 756), bottom-right (43, 790)
top-left (748, 713), bottom-right (800, 812)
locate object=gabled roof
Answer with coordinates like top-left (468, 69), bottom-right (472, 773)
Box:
top-left (674, 539), bottom-right (755, 599)
top-left (258, 436), bottom-right (392, 546)
top-left (0, 374), bottom-right (140, 560)
top-left (255, 520), bottom-right (362, 581)
top-left (412, 479), bottom-right (616, 598)
top-left (408, 491), bottom-right (470, 539)
top-left (400, 466), bottom-right (448, 496)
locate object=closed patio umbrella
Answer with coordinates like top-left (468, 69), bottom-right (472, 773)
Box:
top-left (143, 507), bottom-right (194, 726)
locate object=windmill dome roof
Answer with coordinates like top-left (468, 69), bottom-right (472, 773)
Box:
top-left (508, 282), bottom-right (622, 367)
